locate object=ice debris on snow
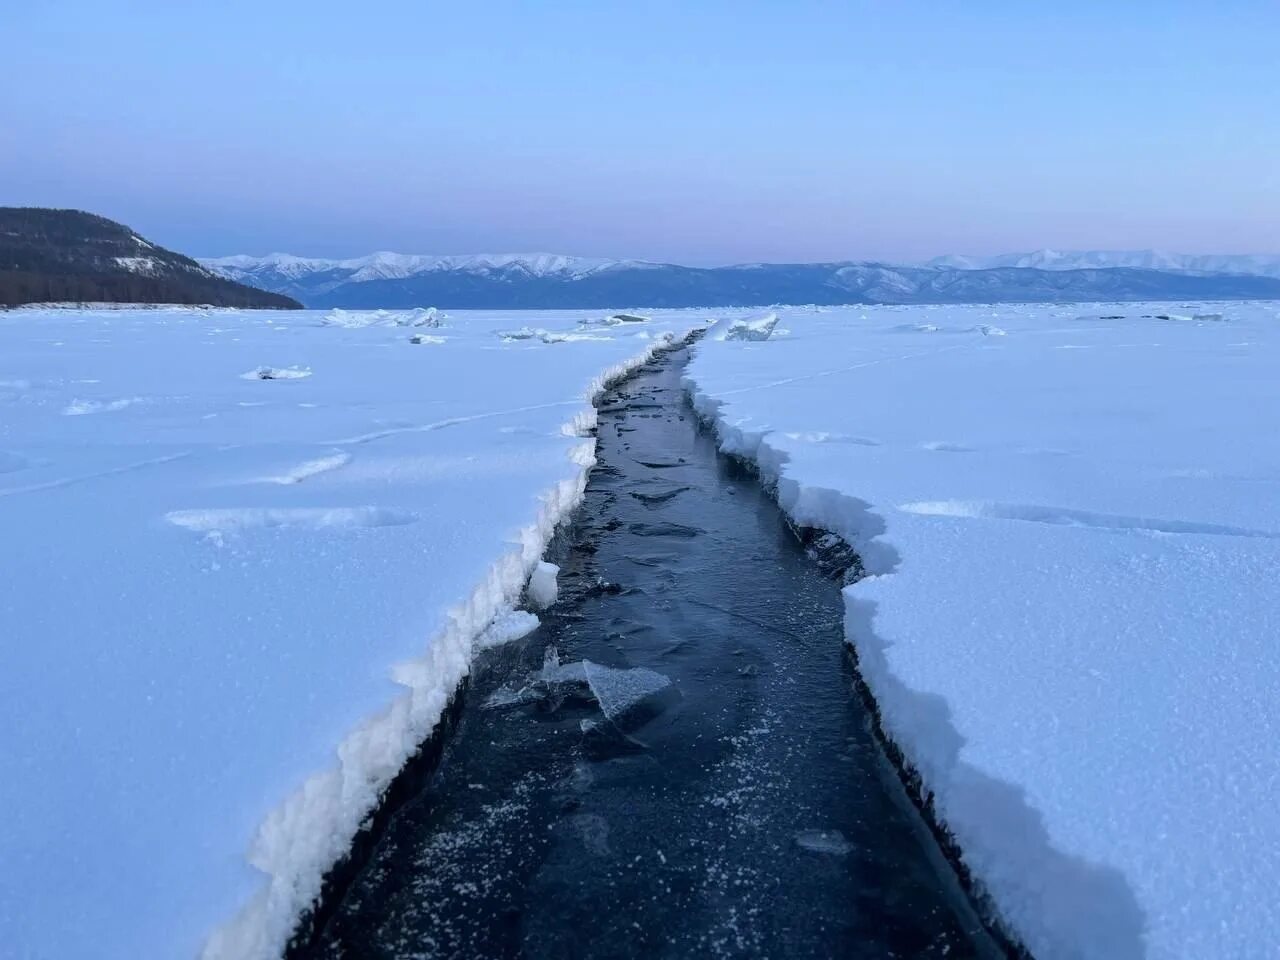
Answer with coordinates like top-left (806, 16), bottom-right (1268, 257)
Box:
top-left (719, 312), bottom-right (780, 341)
top-left (498, 326), bottom-right (612, 344)
top-left (241, 365), bottom-right (312, 380)
top-left (62, 396), bottom-right (143, 415)
top-left (322, 307), bottom-right (441, 328)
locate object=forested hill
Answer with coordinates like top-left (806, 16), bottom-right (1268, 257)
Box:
top-left (0, 209), bottom-right (301, 308)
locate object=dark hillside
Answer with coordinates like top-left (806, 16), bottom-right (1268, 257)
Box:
top-left (0, 208), bottom-right (301, 308)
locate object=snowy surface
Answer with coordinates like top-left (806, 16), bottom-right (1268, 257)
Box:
top-left (0, 305), bottom-right (697, 960)
top-left (684, 301), bottom-right (1280, 960)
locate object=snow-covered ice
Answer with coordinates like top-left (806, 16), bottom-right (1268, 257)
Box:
top-left (0, 305), bottom-right (695, 960)
top-left (7, 297), bottom-right (1276, 959)
top-left (685, 301), bottom-right (1280, 959)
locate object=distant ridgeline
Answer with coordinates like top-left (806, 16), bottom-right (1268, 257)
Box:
top-left (202, 250), bottom-right (1280, 310)
top-left (0, 208), bottom-right (300, 309)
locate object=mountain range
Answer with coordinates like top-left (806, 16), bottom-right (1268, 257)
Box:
top-left (927, 249), bottom-right (1280, 277)
top-left (201, 250), bottom-right (1280, 309)
top-left (0, 209), bottom-right (300, 309)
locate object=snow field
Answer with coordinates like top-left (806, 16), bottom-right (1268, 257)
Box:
top-left (685, 301), bottom-right (1280, 960)
top-left (0, 306), bottom-right (697, 960)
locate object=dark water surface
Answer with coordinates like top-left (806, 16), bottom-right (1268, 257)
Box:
top-left (301, 346), bottom-right (1001, 959)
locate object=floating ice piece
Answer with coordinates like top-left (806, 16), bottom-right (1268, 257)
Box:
top-left (484, 646), bottom-right (672, 725)
top-left (582, 659), bottom-right (671, 724)
top-left (476, 610), bottom-right (540, 650)
top-left (975, 324), bottom-right (1007, 336)
top-left (527, 560), bottom-right (559, 609)
top-left (720, 312), bottom-right (779, 342)
top-left (794, 829), bottom-right (855, 856)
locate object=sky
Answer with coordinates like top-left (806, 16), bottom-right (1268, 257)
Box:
top-left (3, 0), bottom-right (1278, 264)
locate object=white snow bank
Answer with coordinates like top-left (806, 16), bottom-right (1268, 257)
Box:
top-left (685, 301), bottom-right (1280, 959)
top-left (0, 305), bottom-right (697, 960)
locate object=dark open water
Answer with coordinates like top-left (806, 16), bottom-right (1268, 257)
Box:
top-left (298, 345), bottom-right (1002, 959)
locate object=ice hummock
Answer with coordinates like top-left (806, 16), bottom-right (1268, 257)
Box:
top-left (719, 312), bottom-right (779, 341)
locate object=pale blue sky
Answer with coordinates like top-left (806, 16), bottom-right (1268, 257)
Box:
top-left (3, 0), bottom-right (1277, 263)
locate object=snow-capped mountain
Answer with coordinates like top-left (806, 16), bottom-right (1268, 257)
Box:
top-left (202, 252), bottom-right (651, 298)
top-left (199, 249), bottom-right (1280, 309)
top-left (928, 249), bottom-right (1280, 278)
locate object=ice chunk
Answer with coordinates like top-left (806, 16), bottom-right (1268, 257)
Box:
top-left (720, 312), bottom-right (779, 342)
top-left (527, 560), bottom-right (559, 609)
top-left (322, 307), bottom-right (440, 328)
top-left (476, 610), bottom-right (540, 650)
top-left (582, 660), bottom-right (671, 724)
top-left (794, 829), bottom-right (855, 856)
top-left (241, 365), bottom-right (312, 380)
top-left (483, 647), bottom-right (671, 725)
